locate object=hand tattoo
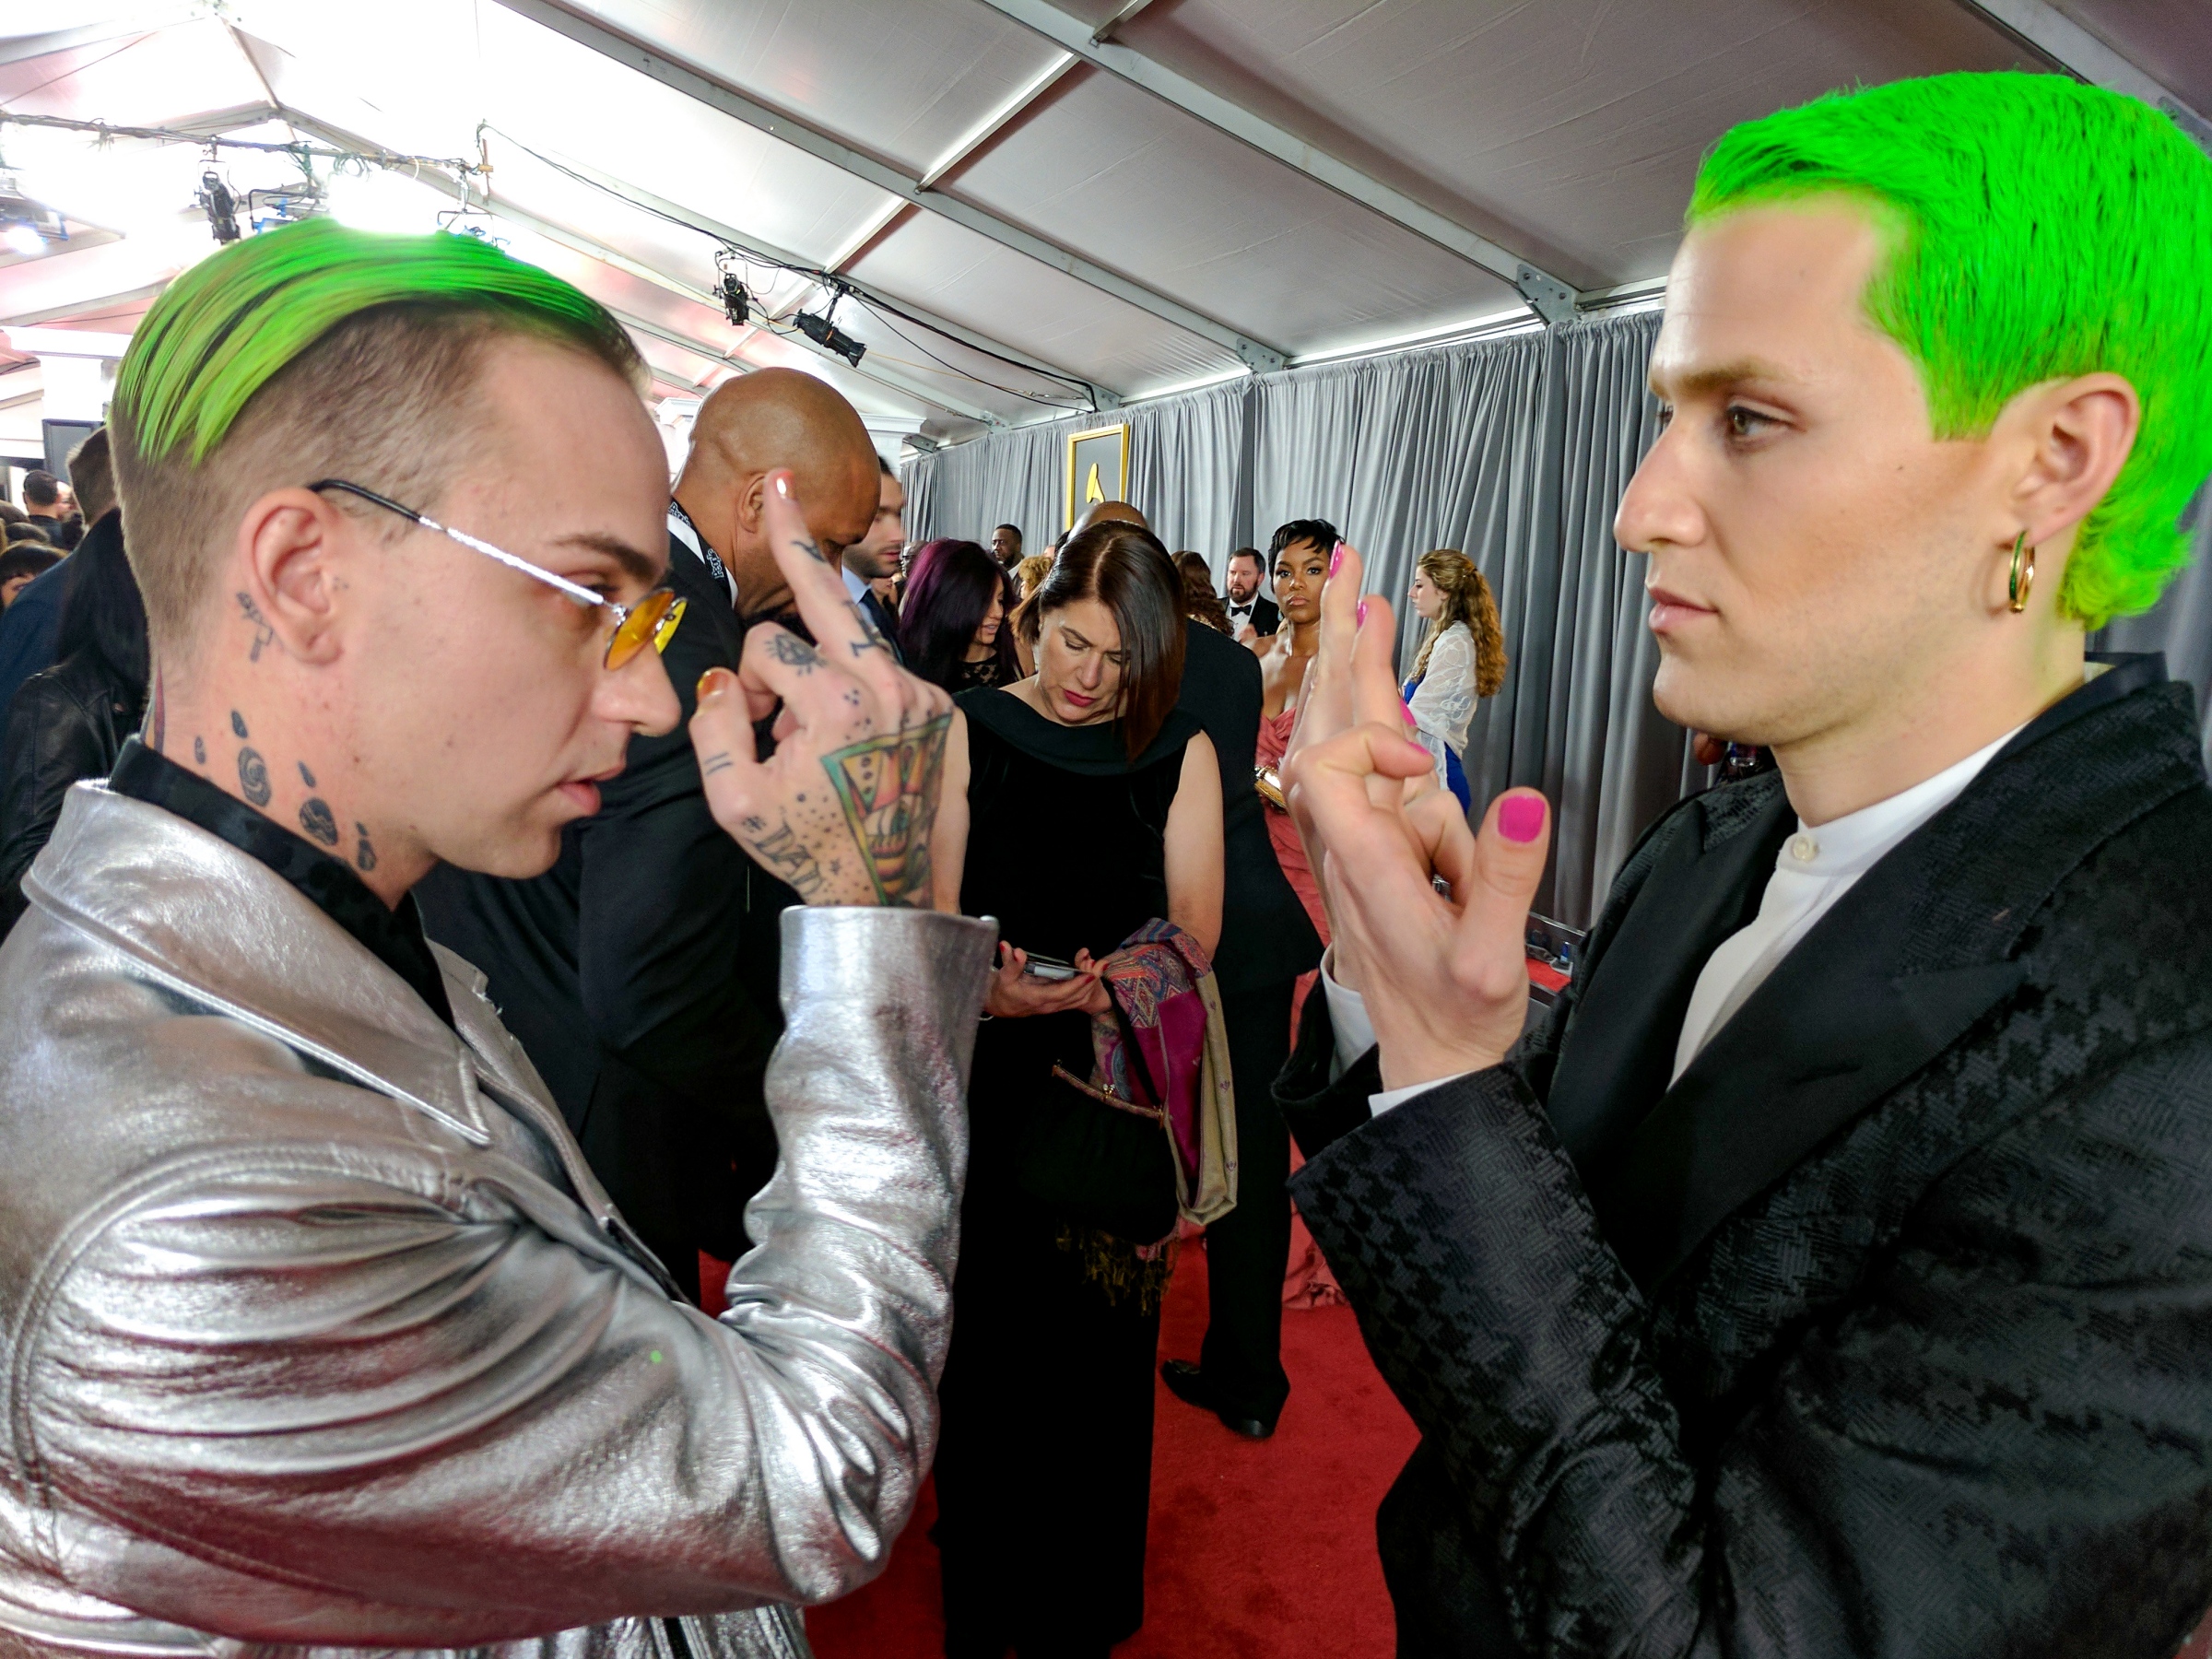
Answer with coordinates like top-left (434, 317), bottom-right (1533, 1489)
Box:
top-left (193, 736), bottom-right (206, 765)
top-left (237, 593), bottom-right (275, 663)
top-left (230, 711), bottom-right (249, 739)
top-left (765, 632), bottom-right (820, 672)
top-left (354, 821), bottom-right (376, 872)
top-left (821, 712), bottom-right (950, 907)
top-left (299, 797), bottom-right (338, 846)
top-left (298, 761), bottom-right (316, 788)
top-left (742, 820), bottom-right (826, 900)
top-left (237, 747), bottom-right (271, 807)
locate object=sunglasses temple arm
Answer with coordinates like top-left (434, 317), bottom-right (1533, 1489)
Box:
top-left (427, 518), bottom-right (606, 608)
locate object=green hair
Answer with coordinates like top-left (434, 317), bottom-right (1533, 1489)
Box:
top-left (1688, 72), bottom-right (2212, 628)
top-left (115, 217), bottom-right (639, 465)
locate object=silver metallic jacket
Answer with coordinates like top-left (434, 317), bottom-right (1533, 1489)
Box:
top-left (0, 786), bottom-right (995, 1659)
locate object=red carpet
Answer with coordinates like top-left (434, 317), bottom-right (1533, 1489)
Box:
top-left (799, 1239), bottom-right (1415, 1658)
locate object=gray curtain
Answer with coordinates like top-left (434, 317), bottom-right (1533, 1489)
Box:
top-left (901, 417), bottom-right (1070, 560)
top-left (1128, 381), bottom-right (1253, 561)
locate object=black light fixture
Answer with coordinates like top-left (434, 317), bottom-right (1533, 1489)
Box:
top-left (718, 270), bottom-right (750, 328)
top-left (197, 170), bottom-right (241, 242)
top-left (794, 305), bottom-right (865, 368)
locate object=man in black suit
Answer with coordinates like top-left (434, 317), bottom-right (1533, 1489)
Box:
top-left (842, 455), bottom-right (904, 657)
top-left (1275, 75), bottom-right (2212, 1656)
top-left (1221, 547), bottom-right (1278, 638)
top-left (418, 368), bottom-right (879, 1299)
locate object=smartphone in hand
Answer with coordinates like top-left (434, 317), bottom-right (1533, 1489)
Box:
top-left (1022, 952), bottom-right (1078, 982)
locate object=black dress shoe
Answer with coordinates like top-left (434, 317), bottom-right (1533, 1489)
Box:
top-left (1160, 1359), bottom-right (1276, 1440)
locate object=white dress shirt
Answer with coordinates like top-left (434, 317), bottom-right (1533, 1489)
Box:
top-left (1226, 596), bottom-right (1259, 629)
top-left (1668, 723), bottom-right (2018, 1082)
top-left (1322, 717), bottom-right (2042, 1116)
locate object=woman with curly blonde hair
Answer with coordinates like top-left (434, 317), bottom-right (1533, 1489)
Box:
top-left (1404, 548), bottom-right (1506, 811)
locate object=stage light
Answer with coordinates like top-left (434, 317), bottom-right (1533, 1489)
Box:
top-left (794, 307), bottom-right (865, 368)
top-left (719, 271), bottom-right (750, 327)
top-left (196, 171), bottom-right (241, 242)
top-left (2, 223), bottom-right (42, 257)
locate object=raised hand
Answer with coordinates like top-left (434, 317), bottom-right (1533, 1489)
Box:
top-left (1283, 545), bottom-right (1552, 1091)
top-left (689, 470), bottom-right (953, 907)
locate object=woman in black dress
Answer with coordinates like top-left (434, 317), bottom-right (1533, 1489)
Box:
top-left (899, 536), bottom-right (1020, 694)
top-left (929, 520), bottom-right (1223, 1659)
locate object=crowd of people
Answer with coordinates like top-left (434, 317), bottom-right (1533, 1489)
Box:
top-left (0, 65), bottom-right (2205, 1659)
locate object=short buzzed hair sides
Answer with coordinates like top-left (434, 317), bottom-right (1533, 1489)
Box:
top-left (21, 471), bottom-right (59, 510)
top-left (1690, 72), bottom-right (2212, 628)
top-left (112, 218), bottom-right (643, 652)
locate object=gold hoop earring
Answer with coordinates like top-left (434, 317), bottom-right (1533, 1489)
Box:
top-left (2007, 531), bottom-right (2035, 614)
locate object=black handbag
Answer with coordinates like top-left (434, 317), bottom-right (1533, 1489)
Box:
top-left (1012, 995), bottom-right (1179, 1247)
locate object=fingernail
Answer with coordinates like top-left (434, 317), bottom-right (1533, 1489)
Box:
top-left (1356, 599), bottom-right (1369, 628)
top-left (1329, 543), bottom-right (1344, 577)
top-left (1402, 700), bottom-right (1417, 727)
top-left (772, 473), bottom-right (791, 499)
top-left (1500, 795), bottom-right (1547, 843)
top-left (696, 668), bottom-right (729, 703)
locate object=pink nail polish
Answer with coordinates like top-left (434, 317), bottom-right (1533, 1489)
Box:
top-left (1329, 543), bottom-right (1344, 577)
top-left (1500, 795), bottom-right (1547, 843)
top-left (1402, 700), bottom-right (1418, 727)
top-left (1356, 599), bottom-right (1369, 628)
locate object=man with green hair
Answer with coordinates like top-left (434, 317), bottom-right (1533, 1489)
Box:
top-left (1277, 72), bottom-right (2212, 1654)
top-left (0, 217), bottom-right (991, 1659)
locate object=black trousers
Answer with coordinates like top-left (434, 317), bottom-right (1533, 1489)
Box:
top-left (936, 1199), bottom-right (1159, 1659)
top-left (1194, 977), bottom-right (1295, 1423)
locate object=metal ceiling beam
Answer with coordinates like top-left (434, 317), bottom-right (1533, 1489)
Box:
top-left (971, 0), bottom-right (1579, 324)
top-left (477, 123), bottom-right (1120, 405)
top-left (1089, 0), bottom-right (1159, 42)
top-left (0, 277), bottom-right (171, 327)
top-left (1956, 0), bottom-right (2212, 147)
top-left (0, 5), bottom-right (207, 70)
top-left (488, 0), bottom-right (1286, 371)
top-left (279, 109), bottom-right (1009, 426)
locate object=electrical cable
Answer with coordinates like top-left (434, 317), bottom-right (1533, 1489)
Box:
top-left (478, 122), bottom-right (1104, 412)
top-left (0, 110), bottom-right (487, 180)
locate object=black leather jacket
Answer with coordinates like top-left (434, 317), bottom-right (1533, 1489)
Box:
top-left (0, 647), bottom-right (140, 935)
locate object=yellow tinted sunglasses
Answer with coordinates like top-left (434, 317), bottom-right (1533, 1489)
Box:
top-left (308, 478), bottom-right (686, 670)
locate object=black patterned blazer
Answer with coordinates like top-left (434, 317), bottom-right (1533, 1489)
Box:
top-left (1282, 656), bottom-right (2212, 1657)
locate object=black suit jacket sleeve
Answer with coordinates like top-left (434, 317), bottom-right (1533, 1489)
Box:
top-left (1290, 1036), bottom-right (2212, 1658)
top-left (570, 575), bottom-right (779, 1113)
top-left (1271, 974), bottom-right (1379, 1161)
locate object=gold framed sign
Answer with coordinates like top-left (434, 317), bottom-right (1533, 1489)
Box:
top-left (1065, 422), bottom-right (1130, 528)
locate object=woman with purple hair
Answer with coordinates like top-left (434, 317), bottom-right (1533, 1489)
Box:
top-left (897, 536), bottom-right (1020, 694)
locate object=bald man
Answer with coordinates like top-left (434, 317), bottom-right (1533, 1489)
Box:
top-left (417, 369), bottom-right (880, 1298)
top-left (1074, 498), bottom-right (1147, 535)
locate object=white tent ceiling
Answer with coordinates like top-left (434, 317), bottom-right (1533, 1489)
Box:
top-left (0, 0), bottom-right (2204, 454)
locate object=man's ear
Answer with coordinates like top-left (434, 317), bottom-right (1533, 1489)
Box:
top-left (2003, 371), bottom-right (2141, 550)
top-left (731, 471), bottom-right (769, 541)
top-left (235, 487), bottom-right (349, 666)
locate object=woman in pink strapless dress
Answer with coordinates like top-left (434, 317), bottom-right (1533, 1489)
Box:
top-left (1241, 531), bottom-right (1344, 1308)
top-left (1255, 705), bottom-right (1327, 947)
